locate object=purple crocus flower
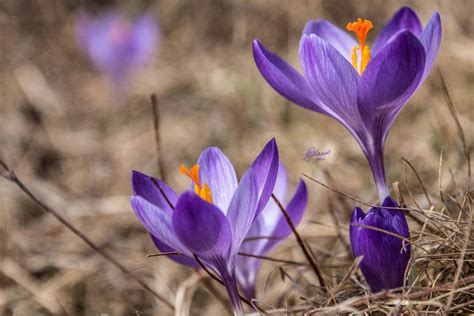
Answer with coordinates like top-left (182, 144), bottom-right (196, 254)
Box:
top-left (236, 164), bottom-right (307, 299)
top-left (253, 7), bottom-right (441, 200)
top-left (130, 139), bottom-right (279, 315)
top-left (76, 11), bottom-right (158, 92)
top-left (350, 196), bottom-right (410, 292)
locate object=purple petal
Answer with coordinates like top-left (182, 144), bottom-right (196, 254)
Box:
top-left (372, 7), bottom-right (422, 56)
top-left (358, 31), bottom-right (425, 139)
top-left (299, 34), bottom-right (362, 131)
top-left (197, 147), bottom-right (238, 213)
top-left (250, 138), bottom-right (279, 217)
top-left (236, 176), bottom-right (307, 299)
top-left (252, 163), bottom-right (288, 238)
top-left (172, 192), bottom-right (232, 259)
top-left (349, 207), bottom-right (366, 257)
top-left (382, 196), bottom-right (409, 237)
top-left (151, 235), bottom-right (199, 268)
top-left (132, 170), bottom-right (177, 212)
top-left (252, 39), bottom-right (327, 113)
top-left (130, 196), bottom-right (188, 255)
top-left (350, 201), bottom-right (410, 292)
top-left (303, 19), bottom-right (357, 62)
top-left (75, 11), bottom-right (157, 83)
top-left (418, 12), bottom-right (442, 83)
top-left (226, 169), bottom-right (259, 256)
top-left (262, 179), bottom-right (307, 253)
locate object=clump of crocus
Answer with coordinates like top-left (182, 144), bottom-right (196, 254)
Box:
top-left (236, 163), bottom-right (307, 299)
top-left (253, 7), bottom-right (441, 200)
top-left (350, 197), bottom-right (410, 292)
top-left (76, 10), bottom-right (158, 94)
top-left (130, 139), bottom-right (279, 315)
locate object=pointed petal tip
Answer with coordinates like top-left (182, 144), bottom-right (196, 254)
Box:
top-left (351, 207), bottom-right (366, 223)
top-left (382, 196), bottom-right (398, 208)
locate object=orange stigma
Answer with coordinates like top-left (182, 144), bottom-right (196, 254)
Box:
top-left (346, 18), bottom-right (373, 75)
top-left (180, 164), bottom-right (213, 203)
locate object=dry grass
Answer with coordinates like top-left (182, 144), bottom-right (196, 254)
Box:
top-left (0, 0), bottom-right (472, 315)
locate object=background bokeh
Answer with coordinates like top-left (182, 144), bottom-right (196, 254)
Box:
top-left (0, 0), bottom-right (472, 315)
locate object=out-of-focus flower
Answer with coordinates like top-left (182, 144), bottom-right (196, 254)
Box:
top-left (236, 163), bottom-right (307, 299)
top-left (130, 139), bottom-right (279, 315)
top-left (76, 11), bottom-right (158, 91)
top-left (350, 196), bottom-right (410, 292)
top-left (253, 7), bottom-right (441, 200)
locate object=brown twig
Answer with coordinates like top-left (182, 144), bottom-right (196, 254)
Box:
top-left (271, 193), bottom-right (326, 290)
top-left (0, 159), bottom-right (174, 310)
top-left (238, 252), bottom-right (307, 266)
top-left (302, 173), bottom-right (414, 212)
top-left (150, 94), bottom-right (167, 182)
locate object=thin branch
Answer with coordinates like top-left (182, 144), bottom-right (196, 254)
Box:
top-left (150, 94), bottom-right (167, 182)
top-left (0, 159), bottom-right (174, 310)
top-left (271, 193), bottom-right (326, 290)
top-left (238, 252), bottom-right (307, 266)
top-left (350, 223), bottom-right (430, 254)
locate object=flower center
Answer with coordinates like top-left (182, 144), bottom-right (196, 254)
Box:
top-left (346, 18), bottom-right (373, 75)
top-left (180, 164), bottom-right (213, 203)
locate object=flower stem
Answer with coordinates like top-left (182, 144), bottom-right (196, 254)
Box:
top-left (364, 145), bottom-right (389, 202)
top-left (215, 261), bottom-right (244, 316)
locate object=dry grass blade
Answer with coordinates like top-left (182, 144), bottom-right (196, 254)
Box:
top-left (437, 67), bottom-right (471, 182)
top-left (0, 159), bottom-right (174, 310)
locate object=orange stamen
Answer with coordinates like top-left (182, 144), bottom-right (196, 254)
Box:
top-left (180, 164), bottom-right (201, 189)
top-left (179, 164), bottom-right (213, 203)
top-left (346, 18), bottom-right (373, 49)
top-left (346, 18), bottom-right (373, 75)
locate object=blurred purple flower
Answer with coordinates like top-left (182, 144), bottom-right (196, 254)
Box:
top-left (76, 11), bottom-right (158, 90)
top-left (350, 196), bottom-right (410, 292)
top-left (253, 7), bottom-right (441, 200)
top-left (130, 139), bottom-right (279, 315)
top-left (236, 163), bottom-right (307, 299)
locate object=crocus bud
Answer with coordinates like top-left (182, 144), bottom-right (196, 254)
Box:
top-left (350, 196), bottom-right (410, 292)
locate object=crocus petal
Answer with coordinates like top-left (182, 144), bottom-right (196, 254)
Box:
top-left (132, 170), bottom-right (177, 212)
top-left (226, 169), bottom-right (259, 256)
top-left (172, 192), bottom-right (232, 259)
top-left (197, 147), bottom-right (238, 213)
top-left (418, 12), bottom-right (442, 83)
top-left (130, 196), bottom-right (188, 255)
top-left (382, 196), bottom-right (409, 237)
top-left (350, 199), bottom-right (410, 292)
top-left (358, 31), bottom-right (426, 139)
top-left (252, 39), bottom-right (328, 114)
top-left (250, 138), bottom-right (279, 217)
top-left (349, 207), bottom-right (366, 260)
top-left (151, 235), bottom-right (199, 268)
top-left (270, 179), bottom-right (307, 238)
top-left (299, 34), bottom-right (362, 131)
top-left (130, 14), bottom-right (158, 67)
top-left (252, 163), bottom-right (288, 238)
top-left (302, 19), bottom-right (357, 62)
top-left (372, 7), bottom-right (423, 56)
top-left (236, 177), bottom-right (307, 299)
